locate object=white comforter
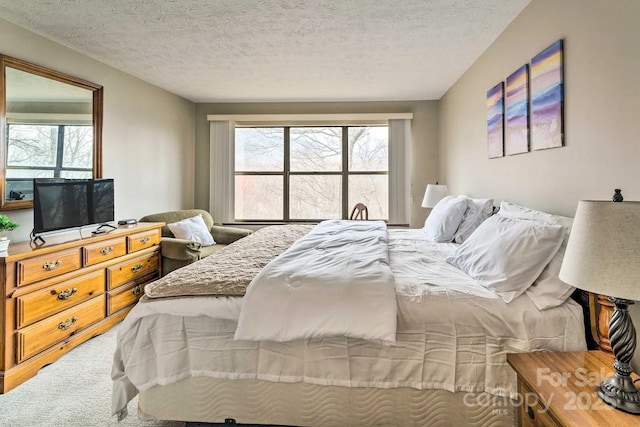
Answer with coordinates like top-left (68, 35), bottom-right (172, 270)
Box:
top-left (235, 220), bottom-right (397, 342)
top-left (112, 229), bottom-right (586, 419)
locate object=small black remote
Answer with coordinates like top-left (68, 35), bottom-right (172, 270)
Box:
top-left (118, 219), bottom-right (138, 225)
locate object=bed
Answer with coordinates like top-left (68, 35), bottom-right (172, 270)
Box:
top-left (112, 208), bottom-right (588, 427)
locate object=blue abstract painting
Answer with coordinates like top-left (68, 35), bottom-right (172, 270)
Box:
top-left (505, 64), bottom-right (529, 155)
top-left (531, 40), bottom-right (564, 150)
top-left (487, 82), bottom-right (504, 159)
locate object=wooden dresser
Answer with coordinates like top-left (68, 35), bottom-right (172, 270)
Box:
top-left (0, 222), bottom-right (163, 393)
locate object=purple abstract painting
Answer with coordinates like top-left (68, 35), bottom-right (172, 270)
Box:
top-left (505, 64), bottom-right (529, 155)
top-left (531, 40), bottom-right (564, 150)
top-left (487, 82), bottom-right (504, 159)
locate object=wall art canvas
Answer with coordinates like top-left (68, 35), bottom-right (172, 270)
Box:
top-left (505, 64), bottom-right (529, 155)
top-left (531, 39), bottom-right (564, 150)
top-left (487, 82), bottom-right (505, 159)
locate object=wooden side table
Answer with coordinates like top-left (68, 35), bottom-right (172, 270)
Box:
top-left (507, 351), bottom-right (640, 426)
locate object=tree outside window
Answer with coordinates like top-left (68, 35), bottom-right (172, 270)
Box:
top-left (234, 126), bottom-right (388, 221)
top-left (5, 124), bottom-right (93, 199)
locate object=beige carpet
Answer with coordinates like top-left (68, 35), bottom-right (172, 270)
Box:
top-left (0, 324), bottom-right (183, 427)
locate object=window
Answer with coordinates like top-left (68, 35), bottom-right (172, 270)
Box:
top-left (234, 126), bottom-right (388, 221)
top-left (6, 123), bottom-right (93, 198)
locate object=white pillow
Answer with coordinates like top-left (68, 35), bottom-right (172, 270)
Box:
top-left (167, 214), bottom-right (215, 246)
top-left (524, 239), bottom-right (574, 310)
top-left (454, 197), bottom-right (494, 243)
top-left (446, 215), bottom-right (564, 303)
top-left (497, 202), bottom-right (574, 236)
top-left (423, 196), bottom-right (470, 242)
top-left (498, 202), bottom-right (575, 309)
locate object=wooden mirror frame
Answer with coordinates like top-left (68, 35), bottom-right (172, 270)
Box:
top-left (0, 55), bottom-right (103, 210)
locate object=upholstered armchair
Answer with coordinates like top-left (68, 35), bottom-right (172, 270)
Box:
top-left (139, 209), bottom-right (252, 276)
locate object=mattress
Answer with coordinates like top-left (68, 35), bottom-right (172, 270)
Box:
top-left (113, 229), bottom-right (586, 421)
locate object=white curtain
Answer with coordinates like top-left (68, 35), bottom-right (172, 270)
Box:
top-left (388, 119), bottom-right (412, 225)
top-left (209, 121), bottom-right (235, 224)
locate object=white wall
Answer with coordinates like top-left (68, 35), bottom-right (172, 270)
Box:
top-left (439, 0), bottom-right (640, 366)
top-left (194, 101), bottom-right (439, 228)
top-left (440, 0), bottom-right (639, 215)
top-left (0, 18), bottom-right (195, 242)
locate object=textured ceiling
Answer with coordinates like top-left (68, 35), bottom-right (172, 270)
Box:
top-left (0, 0), bottom-right (530, 103)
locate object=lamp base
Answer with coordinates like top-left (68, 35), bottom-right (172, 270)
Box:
top-left (598, 374), bottom-right (640, 414)
top-left (599, 297), bottom-right (640, 414)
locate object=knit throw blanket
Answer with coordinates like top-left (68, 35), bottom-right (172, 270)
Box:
top-left (144, 225), bottom-right (313, 299)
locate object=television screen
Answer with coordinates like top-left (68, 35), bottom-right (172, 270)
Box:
top-left (89, 179), bottom-right (115, 224)
top-left (33, 178), bottom-right (114, 234)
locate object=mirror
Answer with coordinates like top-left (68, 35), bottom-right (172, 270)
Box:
top-left (0, 55), bottom-right (103, 210)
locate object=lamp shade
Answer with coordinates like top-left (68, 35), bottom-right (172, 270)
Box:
top-left (421, 184), bottom-right (449, 208)
top-left (559, 200), bottom-right (640, 300)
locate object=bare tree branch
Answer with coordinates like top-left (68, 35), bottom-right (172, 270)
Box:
top-left (235, 126), bottom-right (389, 220)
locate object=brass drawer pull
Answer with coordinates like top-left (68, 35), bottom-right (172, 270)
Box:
top-left (43, 260), bottom-right (62, 271)
top-left (100, 246), bottom-right (114, 255)
top-left (57, 287), bottom-right (78, 300)
top-left (526, 404), bottom-right (535, 420)
top-left (139, 236), bottom-right (150, 244)
top-left (58, 316), bottom-right (78, 330)
top-left (132, 285), bottom-right (143, 296)
top-left (130, 263), bottom-right (143, 273)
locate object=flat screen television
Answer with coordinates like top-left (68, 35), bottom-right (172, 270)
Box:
top-left (33, 178), bottom-right (114, 234)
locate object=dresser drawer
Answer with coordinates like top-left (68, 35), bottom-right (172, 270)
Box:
top-left (107, 251), bottom-right (159, 290)
top-left (17, 248), bottom-right (82, 286)
top-left (107, 282), bottom-right (146, 315)
top-left (16, 295), bottom-right (106, 363)
top-left (518, 380), bottom-right (560, 427)
top-left (16, 270), bottom-right (106, 328)
top-left (83, 237), bottom-right (127, 267)
top-left (127, 230), bottom-right (160, 253)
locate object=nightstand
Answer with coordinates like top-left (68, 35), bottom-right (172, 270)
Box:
top-left (507, 351), bottom-right (640, 426)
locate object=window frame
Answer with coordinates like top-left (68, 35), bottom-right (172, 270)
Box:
top-left (6, 122), bottom-right (94, 177)
top-left (234, 125), bottom-right (388, 223)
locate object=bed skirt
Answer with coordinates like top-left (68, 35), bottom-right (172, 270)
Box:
top-left (138, 377), bottom-right (517, 427)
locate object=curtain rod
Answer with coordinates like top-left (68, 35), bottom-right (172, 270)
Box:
top-left (207, 113), bottom-right (413, 122)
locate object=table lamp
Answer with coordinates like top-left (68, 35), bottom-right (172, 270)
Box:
top-left (559, 197), bottom-right (640, 414)
top-left (421, 184), bottom-right (448, 209)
